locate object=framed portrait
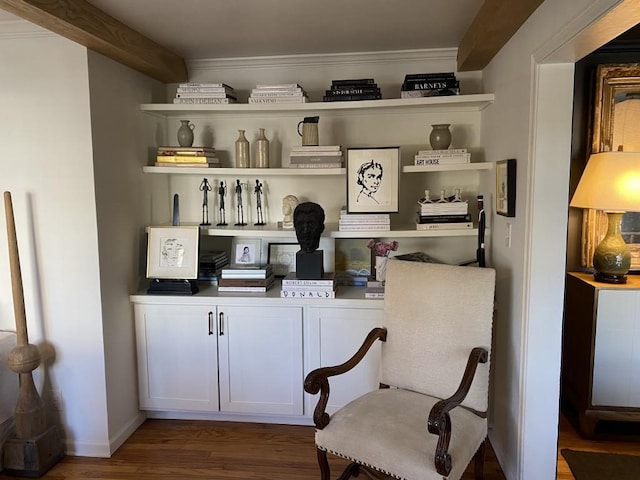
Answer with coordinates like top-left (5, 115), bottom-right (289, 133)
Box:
top-left (346, 147), bottom-right (400, 214)
top-left (496, 159), bottom-right (516, 217)
top-left (267, 242), bottom-right (299, 277)
top-left (146, 226), bottom-right (200, 279)
top-left (231, 238), bottom-right (262, 267)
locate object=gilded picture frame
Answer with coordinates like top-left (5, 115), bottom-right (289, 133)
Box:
top-left (584, 63), bottom-right (640, 271)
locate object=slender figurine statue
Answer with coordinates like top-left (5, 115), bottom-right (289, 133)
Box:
top-left (199, 178), bottom-right (212, 226)
top-left (235, 179), bottom-right (246, 226)
top-left (217, 180), bottom-right (227, 226)
top-left (254, 179), bottom-right (265, 226)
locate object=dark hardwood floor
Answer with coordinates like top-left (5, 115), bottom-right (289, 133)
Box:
top-left (1, 414), bottom-right (637, 479)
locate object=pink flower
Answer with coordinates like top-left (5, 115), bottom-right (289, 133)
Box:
top-left (366, 239), bottom-right (399, 257)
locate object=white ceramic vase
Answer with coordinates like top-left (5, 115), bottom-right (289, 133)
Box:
top-left (375, 256), bottom-right (388, 282)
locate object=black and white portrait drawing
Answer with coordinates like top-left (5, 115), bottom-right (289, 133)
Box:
top-left (346, 147), bottom-right (400, 213)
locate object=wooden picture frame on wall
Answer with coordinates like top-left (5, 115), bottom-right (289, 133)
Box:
top-left (584, 63), bottom-right (640, 271)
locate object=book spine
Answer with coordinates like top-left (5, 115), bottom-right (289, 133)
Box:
top-left (417, 215), bottom-right (471, 223)
top-left (175, 93), bottom-right (237, 99)
top-left (288, 162), bottom-right (343, 169)
top-left (365, 292), bottom-right (385, 299)
top-left (218, 286), bottom-right (269, 292)
top-left (281, 285), bottom-right (335, 292)
top-left (415, 152), bottom-right (470, 159)
top-left (289, 151), bottom-right (343, 157)
top-left (179, 82), bottom-right (232, 88)
top-left (290, 156), bottom-right (343, 163)
top-left (328, 87), bottom-right (380, 95)
top-left (255, 83), bottom-right (302, 89)
top-left (339, 225), bottom-right (391, 231)
top-left (218, 279), bottom-right (274, 287)
top-left (416, 222), bottom-right (473, 230)
top-left (400, 89), bottom-right (460, 98)
top-left (404, 72), bottom-right (455, 80)
top-left (282, 279), bottom-right (335, 286)
top-left (157, 148), bottom-right (216, 155)
top-left (280, 290), bottom-right (336, 299)
top-left (173, 97), bottom-right (235, 104)
top-left (177, 86), bottom-right (234, 94)
top-left (414, 157), bottom-right (469, 166)
top-left (248, 97), bottom-right (308, 103)
top-left (323, 94), bottom-right (381, 101)
top-left (290, 146), bottom-right (342, 152)
top-left (339, 213), bottom-right (390, 220)
top-left (154, 162), bottom-right (217, 168)
top-left (417, 148), bottom-right (467, 154)
top-left (402, 79), bottom-right (459, 90)
top-left (250, 90), bottom-right (304, 96)
top-left (331, 78), bottom-right (375, 86)
top-left (156, 156), bottom-right (217, 163)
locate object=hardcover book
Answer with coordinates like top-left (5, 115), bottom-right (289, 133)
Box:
top-left (416, 222), bottom-right (473, 230)
top-left (280, 289), bottom-right (336, 299)
top-left (173, 97), bottom-right (237, 104)
top-left (281, 272), bottom-right (336, 286)
top-left (331, 78), bottom-right (376, 86)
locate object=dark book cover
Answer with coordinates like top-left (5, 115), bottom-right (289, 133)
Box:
top-left (326, 87), bottom-right (380, 95)
top-left (331, 78), bottom-right (376, 86)
top-left (323, 93), bottom-right (382, 102)
top-left (416, 214), bottom-right (471, 224)
top-left (402, 79), bottom-right (460, 91)
top-left (403, 72), bottom-right (456, 81)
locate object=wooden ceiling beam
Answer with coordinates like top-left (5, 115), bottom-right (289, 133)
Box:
top-left (0, 0), bottom-right (187, 83)
top-left (458, 0), bottom-right (545, 71)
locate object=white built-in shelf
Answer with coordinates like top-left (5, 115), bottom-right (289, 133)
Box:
top-left (402, 162), bottom-right (493, 173)
top-left (142, 166), bottom-right (345, 176)
top-left (140, 94), bottom-right (495, 115)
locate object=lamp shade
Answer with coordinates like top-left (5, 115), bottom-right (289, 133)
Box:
top-left (570, 152), bottom-right (640, 211)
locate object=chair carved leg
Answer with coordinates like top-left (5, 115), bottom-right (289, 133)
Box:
top-left (318, 448), bottom-right (331, 480)
top-left (474, 439), bottom-right (486, 480)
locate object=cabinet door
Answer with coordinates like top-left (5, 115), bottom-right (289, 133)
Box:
top-left (306, 306), bottom-right (384, 414)
top-left (134, 304), bottom-right (219, 411)
top-left (592, 289), bottom-right (640, 407)
top-left (217, 305), bottom-right (303, 415)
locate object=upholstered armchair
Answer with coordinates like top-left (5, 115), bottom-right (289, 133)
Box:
top-left (304, 260), bottom-right (496, 480)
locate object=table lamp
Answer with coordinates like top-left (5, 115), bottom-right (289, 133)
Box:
top-left (570, 151), bottom-right (640, 284)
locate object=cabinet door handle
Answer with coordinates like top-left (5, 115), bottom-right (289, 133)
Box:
top-left (208, 311), bottom-right (214, 335)
top-left (219, 312), bottom-right (224, 336)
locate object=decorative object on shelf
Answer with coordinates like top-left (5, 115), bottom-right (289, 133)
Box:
top-left (366, 239), bottom-right (399, 282)
top-left (248, 83), bottom-right (308, 104)
top-left (234, 179), bottom-right (247, 226)
top-left (146, 226), bottom-right (200, 295)
top-left (477, 195), bottom-right (486, 268)
top-left (429, 123), bottom-right (452, 150)
top-left (570, 151), bottom-right (640, 284)
top-left (217, 180), bottom-right (227, 226)
top-left (172, 193), bottom-right (180, 226)
top-left (346, 147), bottom-right (400, 214)
top-left (235, 129), bottom-right (250, 168)
top-left (294, 202), bottom-right (325, 279)
top-left (177, 119), bottom-right (195, 147)
top-left (173, 82), bottom-right (237, 105)
top-left (297, 116), bottom-right (320, 146)
top-left (496, 158), bottom-right (517, 217)
top-left (199, 178), bottom-right (212, 226)
top-left (267, 242), bottom-right (299, 277)
top-left (254, 179), bottom-right (265, 226)
top-left (401, 72), bottom-right (460, 98)
top-left (2, 191), bottom-right (64, 476)
top-left (281, 195), bottom-right (299, 229)
top-left (253, 128), bottom-right (270, 168)
top-left (230, 237), bottom-right (262, 267)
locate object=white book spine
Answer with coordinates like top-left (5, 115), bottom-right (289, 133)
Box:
top-left (218, 286), bottom-right (269, 292)
top-left (280, 290), bottom-right (336, 299)
top-left (414, 157), bottom-right (470, 165)
top-left (417, 148), bottom-right (467, 154)
top-left (173, 98), bottom-right (235, 104)
top-left (255, 84), bottom-right (302, 89)
top-left (282, 279), bottom-right (335, 287)
top-left (287, 163), bottom-right (343, 169)
top-left (179, 82), bottom-right (231, 88)
top-left (248, 97), bottom-right (308, 103)
top-left (250, 91), bottom-right (304, 97)
top-left (281, 285), bottom-right (335, 292)
top-left (176, 92), bottom-right (234, 98)
top-left (339, 225), bottom-right (391, 231)
top-left (177, 87), bottom-right (233, 94)
top-left (415, 222), bottom-right (473, 230)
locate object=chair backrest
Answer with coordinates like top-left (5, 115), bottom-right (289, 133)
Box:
top-left (380, 260), bottom-right (496, 413)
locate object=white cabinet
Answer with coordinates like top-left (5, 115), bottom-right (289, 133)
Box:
top-left (134, 304), bottom-right (219, 412)
top-left (305, 306), bottom-right (384, 414)
top-left (217, 305), bottom-right (303, 415)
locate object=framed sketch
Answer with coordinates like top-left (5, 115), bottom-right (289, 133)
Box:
top-left (496, 159), bottom-right (516, 217)
top-left (231, 238), bottom-right (261, 267)
top-left (584, 63), bottom-right (640, 271)
top-left (267, 242), bottom-right (299, 277)
top-left (346, 147), bottom-right (400, 213)
top-left (146, 226), bottom-right (200, 279)
top-left (335, 238), bottom-right (372, 277)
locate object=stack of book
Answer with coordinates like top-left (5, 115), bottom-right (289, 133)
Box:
top-left (197, 250), bottom-right (229, 285)
top-left (155, 146), bottom-right (220, 168)
top-left (218, 265), bottom-right (275, 292)
top-left (248, 84), bottom-right (308, 104)
top-left (365, 278), bottom-right (385, 299)
top-left (173, 82), bottom-right (237, 104)
top-left (288, 145), bottom-right (343, 169)
top-left (414, 148), bottom-right (470, 166)
top-left (339, 209), bottom-right (391, 232)
top-left (323, 79), bottom-right (381, 102)
top-left (417, 197), bottom-right (471, 231)
top-left (400, 72), bottom-right (460, 98)
top-left (280, 272), bottom-right (337, 299)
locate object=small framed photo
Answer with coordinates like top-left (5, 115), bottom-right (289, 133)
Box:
top-left (267, 242), bottom-right (299, 277)
top-left (146, 226), bottom-right (200, 279)
top-left (346, 147), bottom-right (400, 213)
top-left (231, 238), bottom-right (262, 267)
top-left (496, 159), bottom-right (517, 217)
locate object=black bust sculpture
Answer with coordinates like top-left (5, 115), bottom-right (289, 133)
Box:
top-left (294, 202), bottom-right (325, 253)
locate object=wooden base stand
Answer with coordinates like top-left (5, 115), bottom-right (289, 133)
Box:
top-left (3, 425), bottom-right (64, 477)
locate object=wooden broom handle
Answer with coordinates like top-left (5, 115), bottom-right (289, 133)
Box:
top-left (4, 191), bottom-right (28, 347)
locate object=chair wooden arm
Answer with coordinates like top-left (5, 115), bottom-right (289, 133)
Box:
top-left (304, 327), bottom-right (387, 429)
top-left (427, 347), bottom-right (488, 476)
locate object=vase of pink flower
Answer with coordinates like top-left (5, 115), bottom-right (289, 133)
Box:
top-left (366, 239), bottom-right (398, 282)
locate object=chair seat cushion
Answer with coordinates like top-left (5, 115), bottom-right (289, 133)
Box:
top-left (315, 388), bottom-right (487, 480)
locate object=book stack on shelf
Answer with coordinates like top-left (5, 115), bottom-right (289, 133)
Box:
top-left (323, 79), bottom-right (381, 102)
top-left (218, 265), bottom-right (275, 292)
top-left (400, 72), bottom-right (460, 98)
top-left (197, 250), bottom-right (229, 285)
top-left (248, 84), bottom-right (309, 104)
top-left (339, 209), bottom-right (391, 232)
top-left (288, 145), bottom-right (343, 169)
top-left (416, 190), bottom-right (472, 231)
top-left (155, 146), bottom-right (220, 168)
top-left (280, 272), bottom-right (337, 299)
top-left (414, 148), bottom-right (470, 166)
top-left (365, 278), bottom-right (385, 299)
top-left (173, 82), bottom-right (238, 104)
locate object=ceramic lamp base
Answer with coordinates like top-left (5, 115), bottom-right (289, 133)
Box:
top-left (592, 211), bottom-right (630, 284)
